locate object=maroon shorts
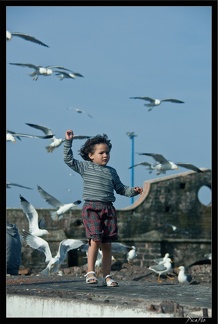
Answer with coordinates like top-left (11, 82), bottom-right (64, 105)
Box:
top-left (82, 201), bottom-right (118, 243)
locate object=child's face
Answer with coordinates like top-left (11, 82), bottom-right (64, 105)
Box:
top-left (88, 143), bottom-right (110, 165)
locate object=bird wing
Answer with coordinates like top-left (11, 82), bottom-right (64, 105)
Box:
top-left (56, 239), bottom-right (85, 264)
top-left (21, 230), bottom-right (52, 262)
top-left (25, 123), bottom-right (54, 136)
top-left (138, 153), bottom-right (169, 164)
top-left (130, 96), bottom-right (155, 103)
top-left (11, 32), bottom-right (49, 47)
top-left (46, 66), bottom-right (72, 71)
top-left (37, 185), bottom-right (62, 208)
top-left (175, 163), bottom-right (203, 172)
top-left (111, 242), bottom-right (133, 254)
top-left (9, 63), bottom-right (39, 69)
top-left (129, 161), bottom-right (152, 169)
top-left (7, 132), bottom-right (52, 139)
top-left (6, 182), bottom-right (33, 190)
top-left (19, 195), bottom-right (39, 233)
top-left (160, 98), bottom-right (184, 104)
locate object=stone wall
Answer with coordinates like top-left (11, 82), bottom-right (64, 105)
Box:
top-left (6, 169), bottom-right (211, 272)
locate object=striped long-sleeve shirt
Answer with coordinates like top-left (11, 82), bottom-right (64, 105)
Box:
top-left (63, 139), bottom-right (138, 203)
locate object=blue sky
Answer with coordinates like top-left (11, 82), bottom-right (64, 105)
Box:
top-left (6, 5), bottom-right (212, 209)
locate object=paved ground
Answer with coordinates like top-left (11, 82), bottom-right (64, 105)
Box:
top-left (6, 262), bottom-right (214, 319)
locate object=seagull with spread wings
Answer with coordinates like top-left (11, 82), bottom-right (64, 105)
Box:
top-left (149, 257), bottom-right (174, 283)
top-left (21, 230), bottom-right (85, 275)
top-left (130, 96), bottom-right (184, 111)
top-left (9, 63), bottom-right (72, 80)
top-left (137, 153), bottom-right (203, 175)
top-left (25, 123), bottom-right (91, 152)
top-left (20, 195), bottom-right (50, 237)
top-left (37, 185), bottom-right (81, 221)
top-left (6, 30), bottom-right (49, 47)
top-left (6, 130), bottom-right (53, 143)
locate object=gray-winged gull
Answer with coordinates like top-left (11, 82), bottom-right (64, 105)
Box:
top-left (130, 96), bottom-right (184, 111)
top-left (177, 266), bottom-right (192, 284)
top-left (21, 230), bottom-right (84, 275)
top-left (137, 153), bottom-right (203, 174)
top-left (7, 182), bottom-right (33, 190)
top-left (37, 185), bottom-right (81, 221)
top-left (54, 70), bottom-right (84, 80)
top-left (148, 257), bottom-right (173, 283)
top-left (19, 195), bottom-right (50, 237)
top-left (25, 122), bottom-right (91, 152)
top-left (6, 130), bottom-right (53, 142)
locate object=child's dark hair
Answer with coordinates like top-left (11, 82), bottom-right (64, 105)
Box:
top-left (79, 134), bottom-right (112, 161)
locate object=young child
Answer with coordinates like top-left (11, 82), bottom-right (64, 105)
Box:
top-left (64, 130), bottom-right (143, 287)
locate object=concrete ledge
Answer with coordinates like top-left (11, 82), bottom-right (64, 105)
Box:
top-left (6, 295), bottom-right (173, 318)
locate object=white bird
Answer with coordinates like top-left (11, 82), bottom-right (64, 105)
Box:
top-left (6, 130), bottom-right (53, 143)
top-left (25, 123), bottom-right (91, 152)
top-left (177, 266), bottom-right (192, 284)
top-left (19, 195), bottom-right (50, 237)
top-left (130, 96), bottom-right (184, 111)
top-left (126, 246), bottom-right (137, 263)
top-left (6, 30), bottom-right (49, 47)
top-left (21, 230), bottom-right (85, 275)
top-left (9, 63), bottom-right (72, 81)
top-left (7, 182), bottom-right (33, 190)
top-left (137, 153), bottom-right (203, 174)
top-left (54, 70), bottom-right (84, 80)
top-left (153, 253), bottom-right (170, 265)
top-left (149, 257), bottom-right (173, 283)
top-left (37, 185), bottom-right (81, 221)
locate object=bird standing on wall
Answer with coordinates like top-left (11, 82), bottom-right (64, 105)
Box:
top-left (177, 266), bottom-right (193, 284)
top-left (6, 30), bottom-right (49, 47)
top-left (130, 96), bottom-right (184, 111)
top-left (127, 246), bottom-right (137, 264)
top-left (148, 257), bottom-right (174, 283)
top-left (19, 195), bottom-right (50, 237)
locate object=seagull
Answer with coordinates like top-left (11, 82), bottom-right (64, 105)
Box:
top-left (148, 257), bottom-right (173, 283)
top-left (130, 96), bottom-right (184, 111)
top-left (19, 195), bottom-right (50, 237)
top-left (129, 161), bottom-right (154, 173)
top-left (137, 153), bottom-right (203, 174)
top-left (7, 182), bottom-right (33, 190)
top-left (9, 63), bottom-right (72, 81)
top-left (54, 70), bottom-right (84, 80)
top-left (21, 230), bottom-right (85, 275)
top-left (177, 266), bottom-right (192, 284)
top-left (6, 30), bottom-right (49, 47)
top-left (153, 253), bottom-right (170, 264)
top-left (126, 246), bottom-right (137, 263)
top-left (25, 123), bottom-right (91, 152)
top-left (6, 130), bottom-right (53, 142)
top-left (37, 185), bottom-right (81, 221)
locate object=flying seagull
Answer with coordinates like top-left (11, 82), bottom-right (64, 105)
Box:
top-left (6, 130), bottom-right (53, 143)
top-left (130, 96), bottom-right (184, 111)
top-left (21, 230), bottom-right (85, 275)
top-left (37, 185), bottom-right (81, 221)
top-left (19, 195), bottom-right (50, 237)
top-left (54, 70), bottom-right (84, 80)
top-left (9, 63), bottom-right (72, 80)
top-left (137, 153), bottom-right (203, 175)
top-left (73, 108), bottom-right (93, 118)
top-left (148, 257), bottom-right (174, 283)
top-left (129, 161), bottom-right (154, 173)
top-left (7, 182), bottom-right (33, 190)
top-left (6, 30), bottom-right (49, 47)
top-left (177, 266), bottom-right (193, 284)
top-left (25, 123), bottom-right (91, 152)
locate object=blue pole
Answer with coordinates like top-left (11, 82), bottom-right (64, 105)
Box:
top-left (131, 135), bottom-right (134, 204)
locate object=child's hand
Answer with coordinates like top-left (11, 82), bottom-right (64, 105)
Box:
top-left (134, 187), bottom-right (143, 195)
top-left (65, 130), bottom-right (74, 140)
